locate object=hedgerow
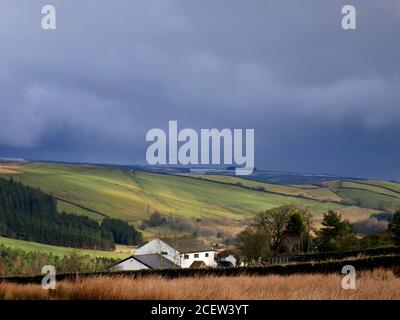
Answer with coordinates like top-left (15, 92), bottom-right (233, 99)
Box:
top-left (289, 246), bottom-right (400, 262)
top-left (3, 254), bottom-right (400, 284)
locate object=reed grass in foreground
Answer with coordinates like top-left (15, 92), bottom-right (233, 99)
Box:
top-left (1, 269), bottom-right (399, 300)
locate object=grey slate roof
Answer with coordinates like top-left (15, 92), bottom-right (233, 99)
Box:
top-left (134, 254), bottom-right (181, 270)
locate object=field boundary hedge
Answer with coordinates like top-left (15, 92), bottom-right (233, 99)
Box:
top-left (288, 246), bottom-right (400, 262)
top-left (2, 254), bottom-right (400, 285)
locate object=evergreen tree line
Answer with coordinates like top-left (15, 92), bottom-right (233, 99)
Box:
top-left (101, 218), bottom-right (143, 245)
top-left (0, 178), bottom-right (142, 249)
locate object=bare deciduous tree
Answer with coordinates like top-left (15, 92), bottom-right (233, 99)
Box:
top-left (256, 205), bottom-right (297, 253)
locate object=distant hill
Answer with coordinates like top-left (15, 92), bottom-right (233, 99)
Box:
top-left (0, 163), bottom-right (395, 236)
top-left (2, 158), bottom-right (360, 184)
top-left (0, 158), bottom-right (27, 163)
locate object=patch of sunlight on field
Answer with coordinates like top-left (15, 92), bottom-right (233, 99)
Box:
top-left (0, 164), bottom-right (24, 174)
top-left (337, 188), bottom-right (400, 209)
top-left (369, 180), bottom-right (400, 193)
top-left (340, 181), bottom-right (400, 198)
top-left (183, 174), bottom-right (343, 202)
top-left (0, 163), bottom-right (376, 226)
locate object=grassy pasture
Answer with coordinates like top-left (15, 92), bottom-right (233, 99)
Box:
top-left (340, 181), bottom-right (400, 198)
top-left (337, 187), bottom-right (400, 210)
top-left (1, 162), bottom-right (399, 256)
top-left (183, 174), bottom-right (343, 202)
top-left (0, 236), bottom-right (130, 259)
top-left (0, 163), bottom-right (361, 223)
top-left (359, 180), bottom-right (400, 194)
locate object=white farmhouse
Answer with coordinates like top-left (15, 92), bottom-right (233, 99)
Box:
top-left (172, 239), bottom-right (216, 268)
top-left (111, 237), bottom-right (216, 271)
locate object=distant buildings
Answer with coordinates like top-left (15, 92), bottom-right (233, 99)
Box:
top-left (215, 249), bottom-right (240, 267)
top-left (112, 238), bottom-right (217, 271)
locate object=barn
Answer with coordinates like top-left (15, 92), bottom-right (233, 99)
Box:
top-left (111, 237), bottom-right (216, 271)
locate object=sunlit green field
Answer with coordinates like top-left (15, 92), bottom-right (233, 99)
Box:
top-left (339, 181), bottom-right (400, 198)
top-left (0, 163), bottom-right (374, 224)
top-left (182, 174), bottom-right (342, 201)
top-left (2, 162), bottom-right (399, 256)
top-left (337, 188), bottom-right (400, 209)
top-left (321, 180), bottom-right (400, 210)
top-left (0, 236), bottom-right (130, 259)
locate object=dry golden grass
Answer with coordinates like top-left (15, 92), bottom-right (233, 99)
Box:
top-left (0, 164), bottom-right (23, 174)
top-left (1, 269), bottom-right (399, 300)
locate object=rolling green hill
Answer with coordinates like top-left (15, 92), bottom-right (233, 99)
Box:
top-left (186, 174), bottom-right (400, 213)
top-left (182, 174), bottom-right (342, 202)
top-left (1, 162), bottom-right (399, 262)
top-left (321, 180), bottom-right (400, 210)
top-left (0, 163), bottom-right (384, 226)
top-left (0, 236), bottom-right (130, 259)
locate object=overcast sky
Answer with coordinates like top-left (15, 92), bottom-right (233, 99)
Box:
top-left (1, 0), bottom-right (400, 179)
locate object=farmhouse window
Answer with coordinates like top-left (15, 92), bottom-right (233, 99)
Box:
top-left (194, 253), bottom-right (199, 258)
top-left (205, 253), bottom-right (209, 257)
top-left (161, 251), bottom-right (168, 255)
top-left (184, 254), bottom-right (189, 259)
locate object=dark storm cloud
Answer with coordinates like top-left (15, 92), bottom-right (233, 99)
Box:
top-left (0, 0), bottom-right (400, 179)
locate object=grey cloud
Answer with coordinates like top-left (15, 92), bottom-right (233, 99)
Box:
top-left (0, 0), bottom-right (400, 179)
